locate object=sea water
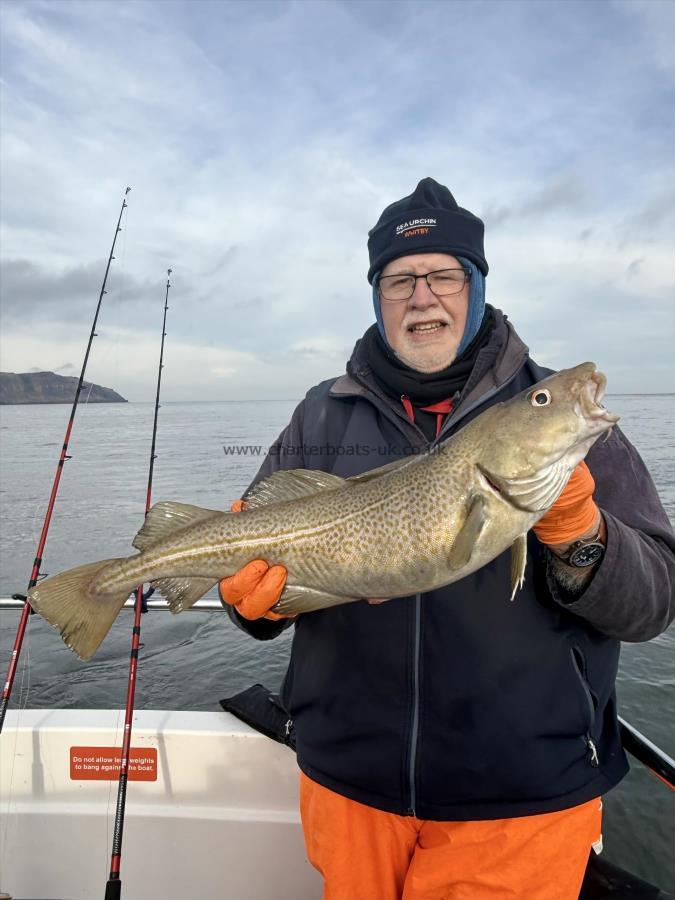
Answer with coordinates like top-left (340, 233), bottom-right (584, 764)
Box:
top-left (0, 397), bottom-right (673, 890)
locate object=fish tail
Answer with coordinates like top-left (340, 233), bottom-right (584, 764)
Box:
top-left (28, 558), bottom-right (131, 660)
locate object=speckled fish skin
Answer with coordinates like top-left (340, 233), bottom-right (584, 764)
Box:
top-left (28, 363), bottom-right (618, 659)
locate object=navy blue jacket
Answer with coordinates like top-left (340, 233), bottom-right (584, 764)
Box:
top-left (228, 310), bottom-right (675, 820)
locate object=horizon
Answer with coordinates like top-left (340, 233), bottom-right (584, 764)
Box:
top-left (2, 366), bottom-right (674, 407)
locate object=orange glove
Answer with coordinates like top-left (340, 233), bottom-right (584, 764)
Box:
top-left (533, 461), bottom-right (599, 545)
top-left (219, 499), bottom-right (289, 621)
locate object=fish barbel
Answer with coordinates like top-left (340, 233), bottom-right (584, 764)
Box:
top-left (28, 363), bottom-right (618, 660)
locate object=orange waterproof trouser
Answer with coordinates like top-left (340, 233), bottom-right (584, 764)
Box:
top-left (300, 773), bottom-right (602, 900)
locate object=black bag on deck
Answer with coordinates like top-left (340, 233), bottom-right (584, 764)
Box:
top-left (220, 683), bottom-right (296, 751)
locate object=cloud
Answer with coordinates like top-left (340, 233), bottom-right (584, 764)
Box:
top-left (626, 257), bottom-right (644, 277)
top-left (482, 175), bottom-right (590, 230)
top-left (0, 257), bottom-right (155, 322)
top-left (0, 0), bottom-right (673, 397)
top-left (0, 322), bottom-right (356, 401)
top-left (520, 176), bottom-right (589, 217)
top-left (616, 0), bottom-right (675, 77)
top-left (286, 336), bottom-right (353, 362)
top-left (616, 187), bottom-right (675, 246)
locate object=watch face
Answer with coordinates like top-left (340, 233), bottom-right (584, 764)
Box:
top-left (569, 542), bottom-right (605, 568)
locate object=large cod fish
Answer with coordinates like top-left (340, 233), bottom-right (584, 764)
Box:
top-left (29, 363), bottom-right (618, 660)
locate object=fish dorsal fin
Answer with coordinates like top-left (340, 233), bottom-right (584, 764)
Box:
top-left (245, 455), bottom-right (419, 509)
top-left (347, 454), bottom-right (420, 485)
top-left (133, 501), bottom-right (222, 551)
top-left (151, 575), bottom-right (219, 612)
top-left (447, 494), bottom-right (487, 570)
top-left (244, 469), bottom-right (346, 509)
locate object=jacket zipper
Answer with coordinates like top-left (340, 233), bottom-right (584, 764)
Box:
top-left (351, 369), bottom-right (428, 445)
top-left (570, 648), bottom-right (600, 767)
top-left (352, 365), bottom-right (525, 814)
top-left (341, 385), bottom-right (425, 816)
top-left (407, 593), bottom-right (422, 816)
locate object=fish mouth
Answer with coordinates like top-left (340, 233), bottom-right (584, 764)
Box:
top-left (578, 370), bottom-right (619, 426)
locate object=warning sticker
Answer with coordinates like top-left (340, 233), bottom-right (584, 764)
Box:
top-left (70, 746), bottom-right (158, 781)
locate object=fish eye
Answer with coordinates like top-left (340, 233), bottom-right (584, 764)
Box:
top-left (529, 389), bottom-right (552, 407)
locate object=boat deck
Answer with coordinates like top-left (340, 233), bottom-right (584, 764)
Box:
top-left (0, 709), bottom-right (321, 899)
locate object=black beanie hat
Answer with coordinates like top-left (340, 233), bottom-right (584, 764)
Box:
top-left (367, 177), bottom-right (488, 283)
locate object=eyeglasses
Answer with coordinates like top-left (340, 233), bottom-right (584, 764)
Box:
top-left (378, 267), bottom-right (471, 302)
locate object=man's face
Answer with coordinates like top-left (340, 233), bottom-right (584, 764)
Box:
top-left (379, 252), bottom-right (469, 373)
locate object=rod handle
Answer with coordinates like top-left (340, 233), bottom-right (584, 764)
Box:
top-left (105, 878), bottom-right (122, 900)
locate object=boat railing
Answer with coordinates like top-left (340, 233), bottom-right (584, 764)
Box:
top-left (1, 595), bottom-right (673, 790)
top-left (0, 594), bottom-right (223, 611)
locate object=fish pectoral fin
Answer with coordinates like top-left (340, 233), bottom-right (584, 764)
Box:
top-left (271, 584), bottom-right (359, 616)
top-left (447, 494), bottom-right (487, 571)
top-left (510, 534), bottom-right (528, 602)
top-left (151, 576), bottom-right (219, 612)
top-left (244, 470), bottom-right (346, 508)
top-left (133, 502), bottom-right (222, 551)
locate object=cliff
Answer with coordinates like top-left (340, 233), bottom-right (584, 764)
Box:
top-left (0, 372), bottom-right (127, 404)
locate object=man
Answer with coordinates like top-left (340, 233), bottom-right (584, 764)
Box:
top-left (220, 178), bottom-right (675, 899)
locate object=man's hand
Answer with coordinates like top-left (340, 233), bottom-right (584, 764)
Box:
top-left (533, 461), bottom-right (602, 552)
top-left (534, 462), bottom-right (606, 594)
top-left (219, 559), bottom-right (289, 620)
top-left (219, 499), bottom-right (291, 621)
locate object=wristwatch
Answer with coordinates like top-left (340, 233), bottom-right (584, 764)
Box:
top-left (555, 528), bottom-right (605, 568)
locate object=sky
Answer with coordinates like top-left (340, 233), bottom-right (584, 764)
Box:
top-left (0, 0), bottom-right (673, 401)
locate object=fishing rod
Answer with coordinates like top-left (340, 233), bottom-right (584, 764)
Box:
top-left (0, 187), bottom-right (131, 734)
top-left (105, 268), bottom-right (172, 900)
